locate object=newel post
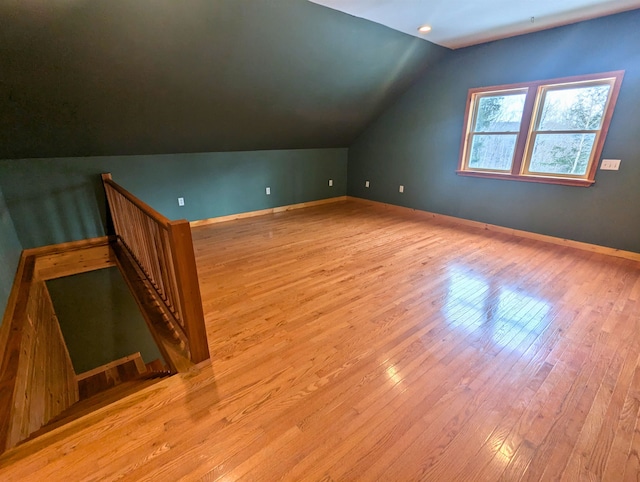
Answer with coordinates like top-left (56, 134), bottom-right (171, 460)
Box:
top-left (167, 220), bottom-right (210, 363)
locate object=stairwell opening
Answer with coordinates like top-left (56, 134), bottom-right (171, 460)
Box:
top-left (47, 267), bottom-right (166, 376)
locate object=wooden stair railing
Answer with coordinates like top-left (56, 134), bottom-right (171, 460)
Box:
top-left (0, 175), bottom-right (210, 453)
top-left (101, 173), bottom-right (209, 364)
top-left (0, 235), bottom-right (193, 454)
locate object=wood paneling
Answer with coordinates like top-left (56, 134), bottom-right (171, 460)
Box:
top-left (1, 201), bottom-right (640, 480)
top-left (0, 271), bottom-right (78, 451)
top-left (18, 282), bottom-right (78, 439)
top-left (0, 239), bottom-right (114, 452)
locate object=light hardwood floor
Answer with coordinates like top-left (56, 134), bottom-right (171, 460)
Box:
top-left (1, 200), bottom-right (640, 481)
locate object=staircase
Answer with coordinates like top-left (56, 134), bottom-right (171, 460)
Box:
top-left (110, 240), bottom-right (193, 372)
top-left (22, 353), bottom-right (171, 443)
top-left (77, 352), bottom-right (170, 400)
top-left (1, 174), bottom-right (209, 454)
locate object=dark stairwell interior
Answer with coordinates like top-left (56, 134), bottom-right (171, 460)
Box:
top-left (46, 267), bottom-right (168, 389)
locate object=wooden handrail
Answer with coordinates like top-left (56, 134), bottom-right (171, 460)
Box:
top-left (101, 174), bottom-right (172, 225)
top-left (101, 173), bottom-right (209, 364)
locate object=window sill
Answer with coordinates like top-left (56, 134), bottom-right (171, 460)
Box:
top-left (456, 170), bottom-right (595, 187)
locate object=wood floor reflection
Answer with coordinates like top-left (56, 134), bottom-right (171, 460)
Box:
top-left (2, 200), bottom-right (640, 481)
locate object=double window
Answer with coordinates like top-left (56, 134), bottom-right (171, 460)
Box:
top-left (457, 71), bottom-right (624, 186)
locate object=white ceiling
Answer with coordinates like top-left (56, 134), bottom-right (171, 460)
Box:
top-left (309, 0), bottom-right (640, 49)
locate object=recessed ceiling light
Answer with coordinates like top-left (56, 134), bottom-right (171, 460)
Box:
top-left (418, 24), bottom-right (432, 34)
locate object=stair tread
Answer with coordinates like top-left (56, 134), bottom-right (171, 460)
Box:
top-left (23, 372), bottom-right (170, 443)
top-left (78, 356), bottom-right (152, 400)
top-left (145, 358), bottom-right (167, 372)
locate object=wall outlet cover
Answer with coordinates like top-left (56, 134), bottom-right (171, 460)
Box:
top-left (601, 159), bottom-right (621, 170)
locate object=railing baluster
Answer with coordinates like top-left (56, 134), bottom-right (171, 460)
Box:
top-left (100, 173), bottom-right (209, 363)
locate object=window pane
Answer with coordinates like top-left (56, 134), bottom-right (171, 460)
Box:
top-left (528, 133), bottom-right (596, 175)
top-left (475, 94), bottom-right (526, 132)
top-left (538, 85), bottom-right (610, 131)
top-left (468, 134), bottom-right (518, 170)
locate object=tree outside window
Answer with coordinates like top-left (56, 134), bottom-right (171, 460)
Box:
top-left (458, 71), bottom-right (624, 187)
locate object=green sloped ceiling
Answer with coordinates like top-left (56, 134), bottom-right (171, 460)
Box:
top-left (0, 0), bottom-right (448, 159)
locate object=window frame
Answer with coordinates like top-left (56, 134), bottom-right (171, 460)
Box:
top-left (457, 71), bottom-right (624, 187)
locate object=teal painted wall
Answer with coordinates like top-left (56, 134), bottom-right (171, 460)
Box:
top-left (47, 268), bottom-right (163, 373)
top-left (0, 148), bottom-right (347, 249)
top-left (0, 0), bottom-right (446, 159)
top-left (348, 10), bottom-right (640, 253)
top-left (0, 185), bottom-right (23, 324)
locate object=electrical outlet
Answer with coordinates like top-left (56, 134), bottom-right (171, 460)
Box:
top-left (266, 187), bottom-right (271, 195)
top-left (329, 179), bottom-right (333, 187)
top-left (601, 159), bottom-right (621, 170)
top-left (177, 197), bottom-right (185, 206)
top-left (399, 185), bottom-right (404, 193)
top-left (365, 180), bottom-right (370, 188)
